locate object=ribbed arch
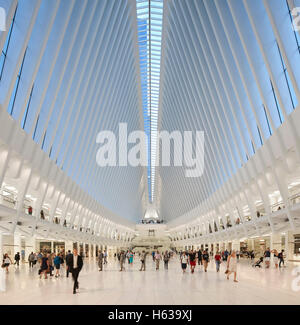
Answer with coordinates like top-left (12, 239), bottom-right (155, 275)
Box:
top-left (159, 0), bottom-right (300, 222)
top-left (0, 0), bottom-right (145, 223)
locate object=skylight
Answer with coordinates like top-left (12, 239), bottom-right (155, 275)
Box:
top-left (136, 0), bottom-right (163, 203)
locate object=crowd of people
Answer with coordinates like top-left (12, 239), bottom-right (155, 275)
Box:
top-left (1, 245), bottom-right (287, 294)
top-left (1, 249), bottom-right (83, 294)
top-left (178, 249), bottom-right (238, 281)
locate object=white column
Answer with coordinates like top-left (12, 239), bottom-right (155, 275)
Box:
top-left (271, 233), bottom-right (281, 251)
top-left (14, 232), bottom-right (21, 255)
top-left (25, 236), bottom-right (36, 260)
top-left (232, 240), bottom-right (240, 252)
top-left (271, 233), bottom-right (281, 264)
top-left (65, 240), bottom-right (73, 253)
top-left (285, 231), bottom-right (294, 261)
top-left (248, 239), bottom-right (254, 251)
top-left (83, 243), bottom-right (86, 257)
top-left (0, 232), bottom-right (3, 261)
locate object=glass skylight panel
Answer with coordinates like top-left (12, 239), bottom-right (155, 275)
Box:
top-left (136, 0), bottom-right (163, 202)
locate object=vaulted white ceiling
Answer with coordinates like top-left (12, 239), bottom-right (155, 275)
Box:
top-left (0, 0), bottom-right (300, 227)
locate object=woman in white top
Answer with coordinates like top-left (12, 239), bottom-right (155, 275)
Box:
top-left (226, 250), bottom-right (238, 282)
top-left (181, 252), bottom-right (188, 273)
top-left (2, 253), bottom-right (12, 274)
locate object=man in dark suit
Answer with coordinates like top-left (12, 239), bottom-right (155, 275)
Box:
top-left (69, 248), bottom-right (83, 294)
top-left (65, 250), bottom-right (72, 278)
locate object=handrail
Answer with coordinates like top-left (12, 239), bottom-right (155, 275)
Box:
top-left (0, 193), bottom-right (16, 204)
top-left (289, 192), bottom-right (300, 204)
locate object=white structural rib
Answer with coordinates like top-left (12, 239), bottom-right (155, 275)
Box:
top-left (160, 0), bottom-right (300, 245)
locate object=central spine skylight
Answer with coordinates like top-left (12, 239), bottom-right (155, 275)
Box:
top-left (136, 0), bottom-right (163, 203)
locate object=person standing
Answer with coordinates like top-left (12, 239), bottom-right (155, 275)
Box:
top-left (163, 251), bottom-right (170, 270)
top-left (69, 249), bottom-right (83, 294)
top-left (202, 250), bottom-right (210, 272)
top-left (226, 250), bottom-right (238, 282)
top-left (98, 251), bottom-right (104, 271)
top-left (14, 252), bottom-right (20, 266)
top-left (139, 251), bottom-right (147, 271)
top-left (28, 252), bottom-right (35, 268)
top-left (214, 251), bottom-right (222, 272)
top-left (155, 251), bottom-right (161, 270)
top-left (28, 206), bottom-right (33, 215)
top-left (181, 252), bottom-right (188, 273)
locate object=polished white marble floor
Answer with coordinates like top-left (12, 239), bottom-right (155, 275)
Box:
top-left (0, 256), bottom-right (299, 305)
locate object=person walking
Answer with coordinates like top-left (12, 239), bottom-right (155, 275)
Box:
top-left (54, 254), bottom-right (61, 277)
top-left (155, 251), bottom-right (161, 270)
top-left (28, 252), bottom-right (35, 268)
top-left (69, 249), bottom-right (83, 294)
top-left (163, 251), bottom-right (170, 270)
top-left (152, 251), bottom-right (155, 262)
top-left (181, 251), bottom-right (188, 273)
top-left (271, 249), bottom-right (279, 269)
top-left (224, 249), bottom-right (229, 261)
top-left (202, 250), bottom-right (210, 272)
top-left (60, 253), bottom-right (65, 269)
top-left (98, 251), bottom-right (104, 271)
top-left (39, 253), bottom-right (49, 279)
top-left (47, 253), bottom-right (54, 277)
top-left (139, 251), bottom-right (147, 271)
top-left (197, 249), bottom-right (202, 266)
top-left (119, 251), bottom-right (126, 271)
top-left (14, 252), bottom-right (20, 266)
top-left (278, 250), bottom-right (285, 268)
top-left (226, 250), bottom-right (238, 282)
top-left (189, 250), bottom-right (196, 273)
top-left (2, 254), bottom-right (12, 274)
top-left (214, 251), bottom-right (222, 272)
top-left (264, 248), bottom-right (271, 268)
top-left (129, 251), bottom-right (134, 264)
top-left (103, 250), bottom-right (108, 264)
top-left (65, 250), bottom-right (72, 278)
